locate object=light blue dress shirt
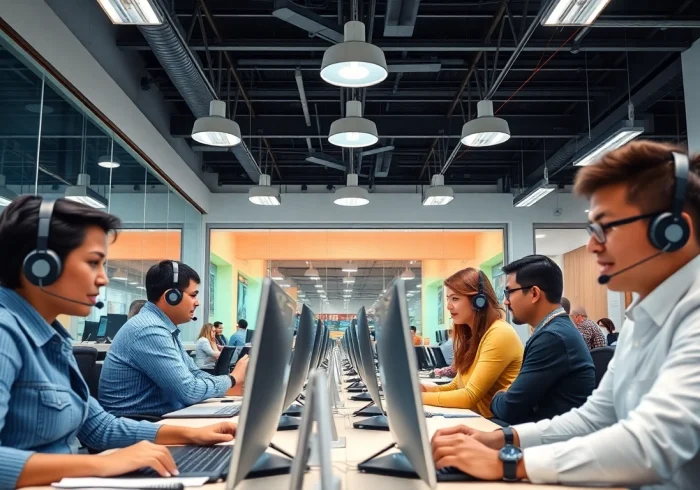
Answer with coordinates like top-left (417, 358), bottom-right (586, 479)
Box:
top-left (0, 287), bottom-right (159, 488)
top-left (99, 302), bottom-right (231, 416)
top-left (228, 329), bottom-right (247, 347)
top-left (194, 337), bottom-right (217, 369)
top-left (439, 338), bottom-right (454, 365)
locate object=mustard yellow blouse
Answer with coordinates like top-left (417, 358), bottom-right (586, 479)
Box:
top-left (422, 319), bottom-right (523, 417)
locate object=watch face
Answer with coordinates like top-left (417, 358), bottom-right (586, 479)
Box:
top-left (500, 445), bottom-right (523, 462)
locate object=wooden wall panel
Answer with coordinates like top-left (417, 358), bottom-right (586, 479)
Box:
top-left (563, 246), bottom-right (608, 322)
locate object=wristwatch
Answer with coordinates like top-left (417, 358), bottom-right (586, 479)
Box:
top-left (501, 426), bottom-right (515, 446)
top-left (499, 444), bottom-right (523, 482)
top-left (229, 374), bottom-right (237, 388)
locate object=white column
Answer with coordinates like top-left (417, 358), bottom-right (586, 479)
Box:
top-left (682, 39), bottom-right (700, 153)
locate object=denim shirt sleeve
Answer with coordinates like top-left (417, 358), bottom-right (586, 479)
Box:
top-left (130, 328), bottom-right (230, 405)
top-left (78, 397), bottom-right (160, 450)
top-left (0, 336), bottom-right (33, 489)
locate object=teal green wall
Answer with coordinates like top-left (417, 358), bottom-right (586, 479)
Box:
top-left (242, 275), bottom-right (262, 331)
top-left (480, 252), bottom-right (504, 283)
top-left (424, 281), bottom-right (443, 345)
top-left (210, 253), bottom-right (234, 337)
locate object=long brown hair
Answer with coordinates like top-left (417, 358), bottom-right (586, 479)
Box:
top-left (198, 323), bottom-right (217, 350)
top-left (597, 317), bottom-right (615, 334)
top-left (445, 268), bottom-right (505, 374)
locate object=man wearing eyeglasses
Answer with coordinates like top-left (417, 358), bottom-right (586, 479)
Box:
top-left (487, 255), bottom-right (595, 425)
top-left (429, 141), bottom-right (700, 488)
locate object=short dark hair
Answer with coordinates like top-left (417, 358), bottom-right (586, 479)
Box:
top-left (574, 140), bottom-right (700, 244)
top-left (238, 319), bottom-right (248, 329)
top-left (560, 297), bottom-right (571, 315)
top-left (501, 255), bottom-right (563, 304)
top-left (410, 326), bottom-right (416, 332)
top-left (0, 196), bottom-right (120, 289)
top-left (146, 260), bottom-right (200, 302)
top-left (213, 321), bottom-right (223, 327)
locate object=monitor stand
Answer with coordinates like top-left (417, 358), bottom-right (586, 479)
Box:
top-left (350, 392), bottom-right (372, 402)
top-left (357, 443), bottom-right (417, 478)
top-left (244, 452), bottom-right (295, 480)
top-left (277, 414), bottom-right (302, 431)
top-left (352, 415), bottom-right (389, 431)
top-left (284, 403), bottom-right (304, 417)
top-left (353, 402), bottom-right (383, 417)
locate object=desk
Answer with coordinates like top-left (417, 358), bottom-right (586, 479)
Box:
top-left (72, 341), bottom-right (197, 352)
top-left (29, 385), bottom-right (624, 490)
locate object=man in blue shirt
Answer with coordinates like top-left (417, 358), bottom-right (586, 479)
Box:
top-left (100, 261), bottom-right (248, 417)
top-left (489, 255), bottom-right (595, 425)
top-left (439, 328), bottom-right (454, 366)
top-left (228, 319), bottom-right (248, 347)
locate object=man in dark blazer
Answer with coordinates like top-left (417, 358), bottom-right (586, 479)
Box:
top-left (214, 321), bottom-right (227, 347)
top-left (490, 255), bottom-right (595, 425)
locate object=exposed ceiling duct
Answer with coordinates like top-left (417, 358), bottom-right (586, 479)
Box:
top-left (384, 0), bottom-right (421, 37)
top-left (139, 1), bottom-right (261, 182)
top-left (272, 0), bottom-right (344, 43)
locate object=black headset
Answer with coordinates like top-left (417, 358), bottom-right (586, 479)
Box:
top-left (165, 260), bottom-right (183, 306)
top-left (472, 270), bottom-right (488, 311)
top-left (23, 199), bottom-right (63, 287)
top-left (648, 152), bottom-right (690, 252)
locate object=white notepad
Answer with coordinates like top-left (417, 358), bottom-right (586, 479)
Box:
top-left (52, 477), bottom-right (209, 488)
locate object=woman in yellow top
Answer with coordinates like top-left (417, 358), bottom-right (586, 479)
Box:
top-left (421, 267), bottom-right (523, 417)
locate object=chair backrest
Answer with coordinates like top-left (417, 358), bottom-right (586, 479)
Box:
top-left (430, 346), bottom-right (448, 368)
top-left (590, 346), bottom-right (615, 388)
top-left (73, 346), bottom-right (99, 398)
top-left (214, 346), bottom-right (237, 375)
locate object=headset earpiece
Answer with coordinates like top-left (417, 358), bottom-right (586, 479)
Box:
top-left (648, 152), bottom-right (690, 252)
top-left (23, 199), bottom-right (62, 287)
top-left (165, 261), bottom-right (183, 306)
top-left (472, 270), bottom-right (488, 311)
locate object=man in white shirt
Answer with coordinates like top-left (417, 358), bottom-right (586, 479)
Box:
top-left (430, 140), bottom-right (700, 489)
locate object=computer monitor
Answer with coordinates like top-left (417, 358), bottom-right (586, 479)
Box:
top-left (415, 346), bottom-right (432, 370)
top-left (357, 279), bottom-right (437, 487)
top-left (435, 330), bottom-right (443, 345)
top-left (308, 319), bottom-right (325, 372)
top-left (96, 316), bottom-right (108, 338)
top-left (82, 321), bottom-right (98, 342)
top-left (106, 314), bottom-right (127, 339)
top-left (225, 278), bottom-right (298, 488)
top-left (245, 329), bottom-right (255, 343)
top-left (317, 325), bottom-right (330, 368)
top-left (353, 306), bottom-right (388, 431)
top-left (278, 304), bottom-right (317, 430)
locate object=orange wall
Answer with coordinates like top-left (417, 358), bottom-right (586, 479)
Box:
top-left (110, 230), bottom-right (181, 260)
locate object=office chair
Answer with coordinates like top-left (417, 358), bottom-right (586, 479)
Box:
top-left (430, 346), bottom-right (448, 368)
top-left (203, 346), bottom-right (237, 376)
top-left (72, 346), bottom-right (99, 398)
top-left (590, 346), bottom-right (615, 388)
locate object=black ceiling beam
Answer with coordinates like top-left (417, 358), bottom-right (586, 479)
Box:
top-left (384, 0), bottom-right (421, 37)
top-left (118, 40), bottom-right (691, 52)
top-left (272, 0), bottom-right (344, 43)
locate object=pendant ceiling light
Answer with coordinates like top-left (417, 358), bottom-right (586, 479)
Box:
top-left (65, 173), bottom-right (108, 209)
top-left (329, 101), bottom-right (378, 148)
top-left (400, 267), bottom-right (415, 280)
top-left (342, 261), bottom-right (358, 272)
top-left (191, 100), bottom-right (241, 147)
top-left (321, 21), bottom-right (388, 88)
top-left (343, 275), bottom-right (356, 284)
top-left (271, 267), bottom-right (285, 280)
top-left (304, 262), bottom-right (320, 278)
top-left (97, 155), bottom-right (120, 169)
top-left (334, 173), bottom-right (370, 207)
top-left (422, 174), bottom-right (454, 206)
top-left (248, 174), bottom-right (281, 206)
top-left (461, 100), bottom-right (511, 147)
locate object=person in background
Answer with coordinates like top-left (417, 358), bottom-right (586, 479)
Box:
top-left (228, 318), bottom-right (248, 347)
top-left (598, 317), bottom-right (619, 346)
top-left (430, 141), bottom-right (700, 488)
top-left (194, 323), bottom-right (221, 370)
top-left (411, 325), bottom-right (422, 346)
top-left (213, 320), bottom-right (227, 347)
top-left (0, 197), bottom-right (238, 488)
top-left (127, 299), bottom-right (146, 319)
top-left (440, 327), bottom-right (454, 366)
top-left (570, 305), bottom-right (607, 350)
top-left (489, 255), bottom-right (595, 425)
top-left (100, 261), bottom-right (248, 417)
top-left (421, 268), bottom-right (523, 417)
top-left (560, 296), bottom-right (571, 315)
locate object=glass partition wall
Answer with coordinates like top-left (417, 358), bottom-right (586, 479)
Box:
top-left (0, 31), bottom-right (203, 341)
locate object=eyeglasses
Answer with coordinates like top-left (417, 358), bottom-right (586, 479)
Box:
top-left (503, 286), bottom-right (533, 300)
top-left (586, 212), bottom-right (657, 244)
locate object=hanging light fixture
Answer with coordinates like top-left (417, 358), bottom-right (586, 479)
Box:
top-left (334, 174), bottom-right (370, 206)
top-left (342, 261), bottom-right (358, 272)
top-left (111, 268), bottom-right (128, 281)
top-left (343, 274), bottom-right (355, 284)
top-left (542, 0), bottom-right (612, 26)
top-left (320, 21), bottom-right (388, 88)
top-left (65, 174), bottom-right (108, 209)
top-left (97, 155), bottom-right (120, 169)
top-left (461, 100), bottom-right (511, 147)
top-left (329, 101), bottom-right (378, 148)
top-left (422, 174), bottom-right (454, 206)
top-left (271, 267), bottom-right (285, 280)
top-left (400, 267), bottom-right (415, 280)
top-left (304, 262), bottom-right (320, 278)
top-left (191, 100), bottom-right (242, 147)
top-left (248, 174), bottom-right (281, 206)
top-left (513, 168), bottom-right (555, 208)
top-left (97, 0), bottom-right (163, 24)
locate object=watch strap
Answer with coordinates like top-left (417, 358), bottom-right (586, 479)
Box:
top-left (503, 452), bottom-right (517, 482)
top-left (229, 374), bottom-right (237, 388)
top-left (501, 426), bottom-right (514, 446)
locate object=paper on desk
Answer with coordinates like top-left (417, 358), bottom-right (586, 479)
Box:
top-left (52, 477), bottom-right (209, 488)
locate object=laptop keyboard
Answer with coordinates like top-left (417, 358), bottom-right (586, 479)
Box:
top-left (436, 466), bottom-right (477, 482)
top-left (214, 405), bottom-right (242, 416)
top-left (132, 445), bottom-right (233, 477)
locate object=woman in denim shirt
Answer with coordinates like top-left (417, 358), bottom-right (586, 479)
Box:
top-left (0, 196), bottom-right (237, 488)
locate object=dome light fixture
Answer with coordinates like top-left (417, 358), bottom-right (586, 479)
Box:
top-left (334, 173), bottom-right (370, 207)
top-left (271, 267), bottom-right (285, 280)
top-left (400, 267), bottom-right (415, 280)
top-left (342, 261), bottom-right (358, 272)
top-left (97, 155), bottom-right (121, 169)
top-left (329, 101), bottom-right (378, 148)
top-left (304, 262), bottom-right (320, 278)
top-left (422, 174), bottom-right (454, 206)
top-left (192, 100), bottom-right (241, 147)
top-left (320, 21), bottom-right (388, 88)
top-left (461, 100), bottom-right (511, 147)
top-left (248, 174), bottom-right (281, 206)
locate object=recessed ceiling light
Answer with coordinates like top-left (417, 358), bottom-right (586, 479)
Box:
top-left (314, 284), bottom-right (323, 288)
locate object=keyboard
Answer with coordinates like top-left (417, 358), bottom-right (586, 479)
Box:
top-left (132, 445), bottom-right (233, 479)
top-left (436, 466), bottom-right (477, 482)
top-left (214, 405), bottom-right (242, 416)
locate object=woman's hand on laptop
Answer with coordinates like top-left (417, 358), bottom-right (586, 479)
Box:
top-left (184, 422), bottom-right (238, 445)
top-left (96, 441), bottom-right (179, 477)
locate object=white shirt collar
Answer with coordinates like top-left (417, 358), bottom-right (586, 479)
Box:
top-left (626, 254), bottom-right (700, 328)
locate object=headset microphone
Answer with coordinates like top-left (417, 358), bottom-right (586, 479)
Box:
top-left (39, 286), bottom-right (104, 308)
top-left (192, 316), bottom-right (198, 322)
top-left (598, 248), bottom-right (668, 285)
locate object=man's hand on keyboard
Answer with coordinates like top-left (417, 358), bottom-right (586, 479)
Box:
top-left (183, 421), bottom-right (238, 446)
top-left (96, 441), bottom-right (179, 478)
top-left (431, 430), bottom-right (503, 481)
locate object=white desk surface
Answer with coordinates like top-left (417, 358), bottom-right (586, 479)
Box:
top-left (29, 383), bottom-right (624, 490)
top-left (72, 341), bottom-right (197, 352)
